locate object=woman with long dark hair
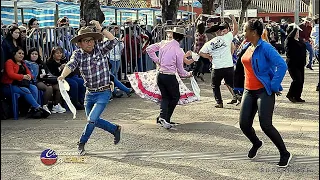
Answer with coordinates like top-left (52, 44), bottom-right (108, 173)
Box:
top-left (235, 19), bottom-right (291, 167)
top-left (284, 26), bottom-right (306, 103)
top-left (2, 26), bottom-right (23, 61)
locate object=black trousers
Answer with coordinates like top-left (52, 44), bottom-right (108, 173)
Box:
top-left (287, 66), bottom-right (304, 99)
top-left (211, 67), bottom-right (234, 104)
top-left (239, 88), bottom-right (288, 155)
top-left (157, 73), bottom-right (180, 123)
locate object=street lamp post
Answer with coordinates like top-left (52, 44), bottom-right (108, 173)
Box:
top-left (294, 0), bottom-right (300, 24)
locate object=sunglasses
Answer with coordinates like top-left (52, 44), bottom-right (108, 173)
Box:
top-left (21, 30), bottom-right (26, 33)
top-left (33, 23), bottom-right (39, 26)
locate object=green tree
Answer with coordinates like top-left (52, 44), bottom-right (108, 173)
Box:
top-left (238, 0), bottom-right (252, 28)
top-left (80, 0), bottom-right (105, 24)
top-left (161, 0), bottom-right (181, 23)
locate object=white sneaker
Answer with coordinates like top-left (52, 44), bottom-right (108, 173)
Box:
top-left (52, 104), bottom-right (65, 113)
top-left (159, 118), bottom-right (172, 129)
top-left (57, 103), bottom-right (66, 113)
top-left (42, 105), bottom-right (51, 114)
top-left (42, 105), bottom-right (50, 112)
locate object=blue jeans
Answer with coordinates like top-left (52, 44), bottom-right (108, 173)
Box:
top-left (79, 90), bottom-right (117, 143)
top-left (66, 75), bottom-right (85, 104)
top-left (305, 41), bottom-right (314, 65)
top-left (109, 60), bottom-right (120, 79)
top-left (111, 74), bottom-right (130, 93)
top-left (2, 84), bottom-right (40, 108)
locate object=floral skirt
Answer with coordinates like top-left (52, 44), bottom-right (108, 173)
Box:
top-left (127, 70), bottom-right (199, 105)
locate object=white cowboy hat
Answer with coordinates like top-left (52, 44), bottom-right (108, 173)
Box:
top-left (288, 23), bottom-right (303, 31)
top-left (70, 27), bottom-right (104, 44)
top-left (165, 27), bottom-right (186, 36)
top-left (302, 17), bottom-right (313, 22)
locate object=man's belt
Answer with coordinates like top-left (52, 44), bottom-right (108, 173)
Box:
top-left (87, 85), bottom-right (111, 92)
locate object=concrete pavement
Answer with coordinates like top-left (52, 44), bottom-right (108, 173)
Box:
top-left (1, 65), bottom-right (319, 180)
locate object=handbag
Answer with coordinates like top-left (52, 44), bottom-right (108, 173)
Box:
top-left (41, 74), bottom-right (58, 85)
top-left (12, 79), bottom-right (31, 88)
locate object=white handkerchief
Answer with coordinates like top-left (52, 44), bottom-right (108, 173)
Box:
top-left (58, 80), bottom-right (76, 119)
top-left (191, 52), bottom-right (200, 61)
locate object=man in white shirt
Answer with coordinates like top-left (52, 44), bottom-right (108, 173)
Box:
top-left (199, 14), bottom-right (238, 108)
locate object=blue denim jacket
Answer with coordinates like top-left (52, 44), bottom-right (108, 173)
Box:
top-left (237, 38), bottom-right (288, 95)
top-left (25, 60), bottom-right (39, 83)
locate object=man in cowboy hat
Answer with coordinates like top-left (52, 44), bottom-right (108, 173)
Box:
top-left (58, 20), bottom-right (121, 155)
top-left (146, 27), bottom-right (193, 129)
top-left (199, 14), bottom-right (239, 108)
top-left (300, 16), bottom-right (314, 70)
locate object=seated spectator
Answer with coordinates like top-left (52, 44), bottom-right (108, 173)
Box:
top-left (1, 47), bottom-right (50, 117)
top-left (46, 46), bottom-right (85, 110)
top-left (25, 47), bottom-right (66, 113)
top-left (110, 73), bottom-right (134, 97)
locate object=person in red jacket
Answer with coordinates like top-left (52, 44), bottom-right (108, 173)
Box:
top-left (1, 47), bottom-right (46, 115)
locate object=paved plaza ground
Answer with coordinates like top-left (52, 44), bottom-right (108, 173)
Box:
top-left (1, 64), bottom-right (319, 180)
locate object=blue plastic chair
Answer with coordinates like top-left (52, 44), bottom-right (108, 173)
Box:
top-left (9, 85), bottom-right (21, 120)
top-left (37, 90), bottom-right (44, 106)
top-left (9, 85), bottom-right (43, 120)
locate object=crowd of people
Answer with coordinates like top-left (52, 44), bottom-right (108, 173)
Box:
top-left (0, 16), bottom-right (136, 119)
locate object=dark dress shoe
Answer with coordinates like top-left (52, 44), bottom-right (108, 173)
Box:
top-left (286, 95), bottom-right (297, 103)
top-left (197, 75), bottom-right (205, 82)
top-left (126, 88), bottom-right (135, 97)
top-left (227, 99), bottom-right (237, 104)
top-left (113, 125), bottom-right (121, 145)
top-left (306, 64), bottom-right (314, 70)
top-left (113, 91), bottom-right (124, 98)
top-left (295, 97), bottom-right (305, 102)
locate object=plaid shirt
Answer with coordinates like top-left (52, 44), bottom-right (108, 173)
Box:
top-left (194, 32), bottom-right (208, 53)
top-left (67, 39), bottom-right (117, 89)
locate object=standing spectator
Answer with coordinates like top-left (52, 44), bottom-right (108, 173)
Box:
top-left (280, 19), bottom-right (288, 54)
top-left (193, 22), bottom-right (208, 81)
top-left (285, 26), bottom-right (306, 103)
top-left (109, 26), bottom-right (124, 79)
top-left (18, 26), bottom-right (27, 52)
top-left (2, 26), bottom-right (22, 61)
top-left (259, 18), bottom-right (269, 42)
top-left (299, 17), bottom-right (314, 70)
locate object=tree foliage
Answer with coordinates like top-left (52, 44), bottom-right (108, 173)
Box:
top-left (80, 0), bottom-right (105, 24)
top-left (239, 0), bottom-right (252, 28)
top-left (161, 0), bottom-right (181, 23)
